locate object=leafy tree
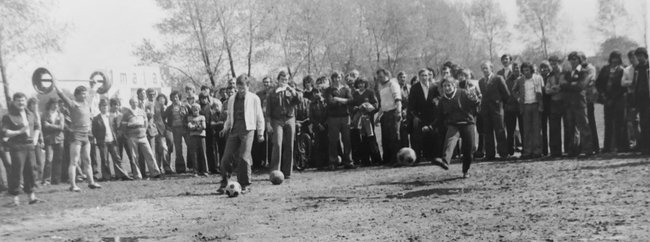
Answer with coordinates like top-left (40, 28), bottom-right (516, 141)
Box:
top-left (467, 0), bottom-right (509, 62)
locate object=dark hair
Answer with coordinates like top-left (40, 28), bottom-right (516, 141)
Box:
top-left (302, 75), bottom-right (314, 89)
top-left (99, 98), bottom-right (108, 107)
top-left (109, 97), bottom-right (121, 106)
top-left (236, 74), bottom-right (250, 86)
top-left (156, 94), bottom-right (168, 105)
top-left (74, 86), bottom-right (87, 96)
top-left (262, 76), bottom-right (271, 83)
top-left (548, 55), bottom-right (562, 63)
top-left (608, 51), bottom-right (623, 65)
top-left (628, 50), bottom-right (637, 58)
top-left (13, 92), bottom-right (27, 101)
top-left (568, 51), bottom-right (587, 63)
top-left (440, 76), bottom-right (457, 87)
top-left (146, 88), bottom-right (156, 95)
top-left (634, 47), bottom-right (648, 58)
top-left (170, 91), bottom-right (182, 100)
top-left (501, 54), bottom-right (512, 61)
top-left (27, 97), bottom-right (38, 107)
top-left (520, 62), bottom-right (535, 73)
top-left (330, 71), bottom-right (341, 80)
top-left (375, 68), bottom-right (391, 77)
top-left (277, 71), bottom-right (288, 80)
top-left (410, 76), bottom-right (418, 85)
top-left (397, 71), bottom-right (406, 77)
top-left (427, 67), bottom-right (437, 78)
top-left (136, 88), bottom-right (145, 95)
top-left (354, 78), bottom-right (369, 89)
top-left (200, 85), bottom-right (210, 91)
top-left (46, 98), bottom-right (59, 110)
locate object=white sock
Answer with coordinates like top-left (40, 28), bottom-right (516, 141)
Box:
top-left (29, 193), bottom-right (36, 201)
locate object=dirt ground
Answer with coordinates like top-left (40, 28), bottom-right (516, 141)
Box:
top-left (0, 153), bottom-right (648, 241)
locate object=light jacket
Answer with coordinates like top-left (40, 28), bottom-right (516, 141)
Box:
top-left (223, 91), bottom-right (265, 134)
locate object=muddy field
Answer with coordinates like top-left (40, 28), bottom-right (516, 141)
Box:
top-left (1, 153), bottom-right (648, 241)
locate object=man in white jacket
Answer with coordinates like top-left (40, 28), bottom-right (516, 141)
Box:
top-left (217, 75), bottom-right (265, 194)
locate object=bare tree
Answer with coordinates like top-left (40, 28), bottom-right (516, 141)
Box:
top-left (0, 0), bottom-right (66, 106)
top-left (516, 0), bottom-right (561, 59)
top-left (467, 0), bottom-right (509, 61)
top-left (593, 0), bottom-right (629, 39)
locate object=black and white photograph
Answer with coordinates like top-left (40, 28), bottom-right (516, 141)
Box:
top-left (0, 0), bottom-right (649, 241)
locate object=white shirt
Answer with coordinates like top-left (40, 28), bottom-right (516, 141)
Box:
top-left (20, 111), bottom-right (29, 136)
top-left (523, 75), bottom-right (544, 104)
top-left (622, 65), bottom-right (635, 87)
top-left (420, 80), bottom-right (431, 100)
top-left (378, 79), bottom-right (401, 112)
top-left (101, 114), bottom-right (114, 142)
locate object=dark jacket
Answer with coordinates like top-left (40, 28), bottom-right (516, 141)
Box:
top-left (2, 109), bottom-right (40, 146)
top-left (92, 114), bottom-right (116, 144)
top-left (504, 73), bottom-right (521, 112)
top-left (42, 111), bottom-right (65, 144)
top-left (324, 85), bottom-right (353, 117)
top-left (595, 64), bottom-right (626, 104)
top-left (478, 74), bottom-right (510, 108)
top-left (408, 81), bottom-right (440, 124)
top-left (439, 89), bottom-right (481, 125)
top-left (266, 87), bottom-right (302, 120)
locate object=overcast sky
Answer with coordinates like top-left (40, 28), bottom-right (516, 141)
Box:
top-left (6, 0), bottom-right (648, 94)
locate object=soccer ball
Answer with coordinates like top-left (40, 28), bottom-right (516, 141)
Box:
top-left (269, 170), bottom-right (284, 185)
top-left (225, 181), bottom-right (242, 197)
top-left (397, 147), bottom-right (416, 165)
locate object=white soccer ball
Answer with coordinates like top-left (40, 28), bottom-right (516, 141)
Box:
top-left (225, 181), bottom-right (242, 197)
top-left (397, 147), bottom-right (417, 165)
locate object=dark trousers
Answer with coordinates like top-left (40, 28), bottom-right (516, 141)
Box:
top-left (548, 100), bottom-right (570, 156)
top-left (0, 151), bottom-right (11, 191)
top-left (504, 110), bottom-right (523, 155)
top-left (61, 136), bottom-right (71, 182)
top-left (312, 127), bottom-right (329, 168)
top-left (188, 136), bottom-right (208, 174)
top-left (251, 130), bottom-right (270, 169)
top-left (522, 103), bottom-right (542, 156)
top-left (587, 102), bottom-right (599, 152)
top-left (380, 111), bottom-right (401, 164)
top-left (603, 99), bottom-right (629, 152)
top-left (171, 126), bottom-right (188, 173)
top-left (475, 115), bottom-right (485, 156)
top-left (411, 117), bottom-right (439, 162)
top-left (327, 116), bottom-right (353, 166)
top-left (43, 143), bottom-right (64, 184)
top-left (443, 124), bottom-right (475, 173)
top-left (565, 97), bottom-right (593, 155)
top-left (8, 145), bottom-right (36, 196)
top-left (220, 130), bottom-right (254, 187)
top-left (638, 106), bottom-right (650, 154)
top-left (271, 118), bottom-right (295, 177)
top-left (480, 102), bottom-right (508, 158)
top-left (541, 108), bottom-right (550, 155)
top-left (206, 126), bottom-right (220, 174)
top-left (352, 129), bottom-right (382, 166)
top-left (97, 141), bottom-right (130, 179)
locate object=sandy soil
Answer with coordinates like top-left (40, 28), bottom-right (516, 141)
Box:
top-left (0, 154), bottom-right (649, 241)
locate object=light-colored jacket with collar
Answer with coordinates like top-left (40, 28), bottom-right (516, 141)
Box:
top-left (223, 91), bottom-right (265, 134)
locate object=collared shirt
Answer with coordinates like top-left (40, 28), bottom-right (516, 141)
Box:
top-left (420, 80), bottom-right (431, 100)
top-left (101, 114), bottom-right (114, 142)
top-left (523, 75), bottom-right (544, 104)
top-left (378, 79), bottom-right (401, 112)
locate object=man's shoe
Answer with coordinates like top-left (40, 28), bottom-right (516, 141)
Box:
top-left (88, 183), bottom-right (102, 189)
top-left (241, 186), bottom-right (251, 194)
top-left (216, 187), bottom-right (226, 195)
top-left (462, 172), bottom-right (469, 179)
top-left (121, 176), bottom-right (135, 181)
top-left (69, 186), bottom-right (81, 192)
top-left (431, 158), bottom-right (449, 170)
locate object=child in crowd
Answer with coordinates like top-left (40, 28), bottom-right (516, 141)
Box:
top-left (187, 103), bottom-right (209, 177)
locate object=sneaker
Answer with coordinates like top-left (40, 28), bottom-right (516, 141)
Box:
top-left (88, 183), bottom-right (102, 189)
top-left (69, 186), bottom-right (81, 192)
